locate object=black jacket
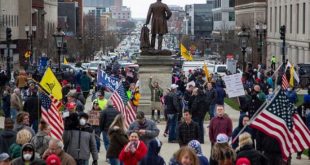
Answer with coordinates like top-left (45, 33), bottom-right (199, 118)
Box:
top-left (178, 121), bottom-right (199, 146)
top-left (237, 145), bottom-right (268, 165)
top-left (205, 88), bottom-right (217, 105)
top-left (107, 126), bottom-right (128, 158)
top-left (190, 94), bottom-right (209, 120)
top-left (99, 106), bottom-right (120, 132)
top-left (0, 130), bottom-right (16, 153)
top-left (23, 94), bottom-right (41, 122)
top-left (165, 92), bottom-right (181, 114)
top-left (256, 131), bottom-right (281, 154)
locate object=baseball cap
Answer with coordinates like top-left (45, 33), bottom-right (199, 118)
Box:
top-left (0, 153), bottom-right (10, 161)
top-left (216, 133), bottom-right (229, 144)
top-left (236, 157), bottom-right (251, 165)
top-left (46, 154), bottom-right (61, 165)
top-left (171, 84), bottom-right (179, 89)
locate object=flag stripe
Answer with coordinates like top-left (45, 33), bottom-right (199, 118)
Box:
top-left (282, 75), bottom-right (289, 89)
top-left (293, 115), bottom-right (310, 147)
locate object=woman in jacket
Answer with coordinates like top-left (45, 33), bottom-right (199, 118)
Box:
top-left (107, 114), bottom-right (129, 165)
top-left (169, 146), bottom-right (199, 165)
top-left (236, 133), bottom-right (268, 165)
top-left (119, 132), bottom-right (147, 165)
top-left (211, 134), bottom-right (236, 165)
top-left (30, 120), bottom-right (51, 157)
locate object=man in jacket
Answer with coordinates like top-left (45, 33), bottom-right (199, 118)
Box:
top-left (42, 138), bottom-right (76, 165)
top-left (66, 91), bottom-right (84, 112)
top-left (11, 143), bottom-right (41, 165)
top-left (63, 113), bottom-right (98, 165)
top-left (128, 111), bottom-right (160, 146)
top-left (149, 76), bottom-right (163, 122)
top-left (248, 85), bottom-right (266, 118)
top-left (23, 90), bottom-right (40, 133)
top-left (79, 71), bottom-right (91, 99)
top-left (0, 118), bottom-right (16, 153)
top-left (99, 101), bottom-right (119, 152)
top-left (10, 88), bottom-right (23, 122)
top-left (165, 84), bottom-right (181, 143)
top-left (145, 0), bottom-right (172, 50)
top-left (178, 110), bottom-right (199, 147)
top-left (205, 82), bottom-right (217, 119)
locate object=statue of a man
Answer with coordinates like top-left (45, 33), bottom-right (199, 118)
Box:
top-left (145, 0), bottom-right (172, 50)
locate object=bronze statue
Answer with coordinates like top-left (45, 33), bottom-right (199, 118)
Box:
top-left (145, 0), bottom-right (172, 50)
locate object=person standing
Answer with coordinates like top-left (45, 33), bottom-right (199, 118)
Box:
top-left (248, 85), bottom-right (266, 118)
top-left (11, 143), bottom-right (42, 165)
top-left (93, 91), bottom-right (108, 111)
top-left (107, 114), bottom-right (129, 165)
top-left (23, 90), bottom-right (40, 133)
top-left (42, 138), bottom-right (76, 165)
top-left (149, 76), bottom-right (163, 122)
top-left (99, 101), bottom-right (120, 153)
top-left (2, 86), bottom-right (11, 118)
top-left (119, 132), bottom-right (148, 165)
top-left (271, 55), bottom-right (276, 70)
top-left (211, 134), bottom-right (236, 165)
top-left (10, 88), bottom-right (23, 122)
top-left (80, 71), bottom-right (91, 99)
top-left (165, 84), bottom-right (181, 143)
top-left (30, 120), bottom-right (51, 157)
top-left (145, 0), bottom-right (172, 50)
top-left (63, 113), bottom-right (98, 165)
top-left (0, 118), bottom-right (16, 154)
top-left (128, 111), bottom-right (160, 146)
top-left (88, 100), bottom-right (102, 152)
top-left (204, 82), bottom-right (217, 119)
top-left (209, 105), bottom-right (233, 165)
top-left (13, 112), bottom-right (35, 136)
top-left (178, 110), bottom-right (199, 147)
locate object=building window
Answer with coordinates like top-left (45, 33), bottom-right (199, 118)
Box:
top-left (290, 5), bottom-right (292, 33)
top-left (214, 13), bottom-right (222, 21)
top-left (297, 4), bottom-right (299, 34)
top-left (229, 12), bottom-right (235, 21)
top-left (229, 0), bottom-right (234, 7)
top-left (275, 7), bottom-right (277, 32)
top-left (303, 3), bottom-right (305, 34)
top-left (270, 7), bottom-right (272, 32)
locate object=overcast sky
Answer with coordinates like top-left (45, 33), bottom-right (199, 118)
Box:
top-left (123, 0), bottom-right (207, 19)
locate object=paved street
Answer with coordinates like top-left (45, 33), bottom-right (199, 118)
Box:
top-left (1, 95), bottom-right (309, 164)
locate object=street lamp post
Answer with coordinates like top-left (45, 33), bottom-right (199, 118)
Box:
top-left (255, 23), bottom-right (267, 65)
top-left (25, 25), bottom-right (36, 63)
top-left (238, 27), bottom-right (250, 71)
top-left (53, 27), bottom-right (65, 72)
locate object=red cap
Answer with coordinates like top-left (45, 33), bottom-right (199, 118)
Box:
top-left (66, 102), bottom-right (76, 109)
top-left (236, 158), bottom-right (251, 165)
top-left (46, 154), bottom-right (61, 165)
top-left (62, 80), bottom-right (68, 85)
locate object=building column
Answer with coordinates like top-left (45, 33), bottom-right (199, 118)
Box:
top-left (287, 45), bottom-right (292, 63)
top-left (305, 48), bottom-right (310, 64)
top-left (298, 47), bottom-right (304, 64)
top-left (291, 46), bottom-right (298, 65)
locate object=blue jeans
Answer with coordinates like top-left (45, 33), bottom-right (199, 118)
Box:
top-left (102, 131), bottom-right (110, 151)
top-left (11, 108), bottom-right (17, 122)
top-left (167, 114), bottom-right (178, 141)
top-left (109, 158), bottom-right (123, 165)
top-left (209, 104), bottom-right (215, 119)
top-left (192, 117), bottom-right (204, 143)
top-left (93, 126), bottom-right (101, 152)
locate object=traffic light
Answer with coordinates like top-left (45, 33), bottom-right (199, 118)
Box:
top-left (280, 25), bottom-right (286, 40)
top-left (6, 27), bottom-right (12, 41)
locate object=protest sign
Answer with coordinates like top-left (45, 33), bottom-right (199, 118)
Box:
top-left (222, 73), bottom-right (245, 98)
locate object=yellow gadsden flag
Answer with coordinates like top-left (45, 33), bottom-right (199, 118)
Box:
top-left (64, 57), bottom-right (68, 64)
top-left (203, 62), bottom-right (211, 81)
top-left (40, 67), bottom-right (63, 100)
top-left (180, 44), bottom-right (193, 61)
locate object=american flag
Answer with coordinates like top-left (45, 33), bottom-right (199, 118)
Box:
top-left (40, 92), bottom-right (64, 140)
top-left (111, 83), bottom-right (136, 127)
top-left (250, 90), bottom-right (310, 160)
top-left (282, 74), bottom-right (289, 89)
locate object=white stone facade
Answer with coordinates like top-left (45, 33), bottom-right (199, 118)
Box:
top-left (212, 0), bottom-right (235, 31)
top-left (267, 0), bottom-right (310, 66)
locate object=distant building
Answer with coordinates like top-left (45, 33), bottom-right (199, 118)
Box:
top-left (83, 0), bottom-right (114, 8)
top-left (184, 2), bottom-right (214, 37)
top-left (212, 0), bottom-right (235, 32)
top-left (267, 0), bottom-right (310, 65)
top-left (110, 6), bottom-right (131, 21)
top-left (58, 1), bottom-right (79, 36)
top-left (168, 5), bottom-right (186, 34)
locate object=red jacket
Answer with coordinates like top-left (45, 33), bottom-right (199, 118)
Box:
top-left (209, 114), bottom-right (233, 144)
top-left (119, 140), bottom-right (147, 165)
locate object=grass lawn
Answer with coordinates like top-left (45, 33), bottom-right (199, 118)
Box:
top-left (296, 94), bottom-right (304, 107)
top-left (224, 98), bottom-right (240, 111)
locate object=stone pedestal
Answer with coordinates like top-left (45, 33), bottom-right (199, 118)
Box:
top-left (137, 55), bottom-right (175, 114)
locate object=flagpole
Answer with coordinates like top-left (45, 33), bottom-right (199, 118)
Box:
top-left (231, 86), bottom-right (282, 144)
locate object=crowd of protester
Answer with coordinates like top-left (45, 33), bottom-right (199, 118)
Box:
top-left (0, 60), bottom-right (309, 165)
